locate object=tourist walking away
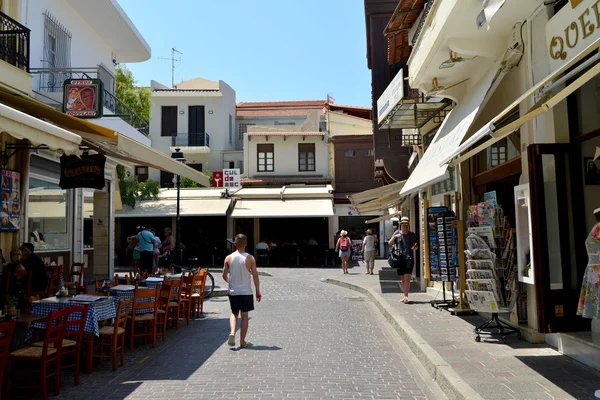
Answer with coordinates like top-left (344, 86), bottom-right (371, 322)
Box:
top-left (136, 226), bottom-right (155, 275)
top-left (151, 229), bottom-right (161, 273)
top-left (388, 217), bottom-right (418, 303)
top-left (223, 234), bottom-right (262, 348)
top-left (336, 230), bottom-right (352, 274)
top-left (362, 229), bottom-right (376, 275)
top-left (160, 227), bottom-right (175, 266)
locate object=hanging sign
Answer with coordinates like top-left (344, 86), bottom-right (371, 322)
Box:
top-left (63, 79), bottom-right (104, 118)
top-left (59, 154), bottom-right (106, 189)
top-left (0, 169), bottom-right (20, 232)
top-left (223, 168), bottom-right (241, 188)
top-left (546, 0), bottom-right (600, 72)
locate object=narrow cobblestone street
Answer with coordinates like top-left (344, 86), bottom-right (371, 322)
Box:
top-left (51, 270), bottom-right (445, 400)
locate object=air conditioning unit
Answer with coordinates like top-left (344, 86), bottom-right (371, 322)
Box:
top-left (501, 23), bottom-right (524, 72)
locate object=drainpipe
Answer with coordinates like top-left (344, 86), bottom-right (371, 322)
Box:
top-left (280, 185), bottom-right (287, 201)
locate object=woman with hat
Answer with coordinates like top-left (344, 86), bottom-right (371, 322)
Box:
top-left (577, 208), bottom-right (600, 319)
top-left (161, 227), bottom-right (175, 264)
top-left (335, 230), bottom-right (352, 274)
top-left (388, 216), bottom-right (418, 303)
top-left (362, 229), bottom-right (376, 275)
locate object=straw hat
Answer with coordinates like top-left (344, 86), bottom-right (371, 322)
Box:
top-left (340, 230), bottom-right (348, 237)
top-left (366, 229), bottom-right (373, 235)
top-left (594, 207), bottom-right (600, 215)
top-left (400, 216), bottom-right (410, 224)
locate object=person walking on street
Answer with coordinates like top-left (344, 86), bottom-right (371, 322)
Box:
top-left (388, 217), bottom-right (418, 303)
top-left (362, 229), bottom-right (376, 275)
top-left (223, 234), bottom-right (262, 348)
top-left (136, 226), bottom-right (155, 275)
top-left (336, 230), bottom-right (352, 274)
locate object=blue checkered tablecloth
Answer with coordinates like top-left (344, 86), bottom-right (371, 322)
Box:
top-left (110, 288), bottom-right (156, 314)
top-left (29, 297), bottom-right (116, 337)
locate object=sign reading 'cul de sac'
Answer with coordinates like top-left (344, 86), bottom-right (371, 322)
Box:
top-left (223, 169), bottom-right (241, 188)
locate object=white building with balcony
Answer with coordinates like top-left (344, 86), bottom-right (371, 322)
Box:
top-left (146, 77), bottom-right (237, 187)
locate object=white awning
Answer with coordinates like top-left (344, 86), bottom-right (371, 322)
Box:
top-left (0, 102), bottom-right (81, 155)
top-left (400, 67), bottom-right (505, 196)
top-left (231, 199), bottom-right (334, 218)
top-left (80, 133), bottom-right (211, 187)
top-left (366, 213), bottom-right (400, 224)
top-left (441, 37), bottom-right (600, 167)
top-left (348, 180), bottom-right (406, 206)
top-left (116, 198), bottom-right (231, 218)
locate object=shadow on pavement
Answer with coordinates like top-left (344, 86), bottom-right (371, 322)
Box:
top-left (230, 345), bottom-right (282, 352)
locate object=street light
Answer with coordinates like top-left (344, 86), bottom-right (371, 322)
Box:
top-left (170, 148), bottom-right (186, 266)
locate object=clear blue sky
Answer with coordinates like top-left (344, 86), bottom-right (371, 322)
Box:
top-left (118, 0), bottom-right (372, 107)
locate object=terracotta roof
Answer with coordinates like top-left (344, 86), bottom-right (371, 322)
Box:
top-left (237, 109), bottom-right (321, 117)
top-left (247, 132), bottom-right (324, 137)
top-left (384, 0), bottom-right (426, 65)
top-left (237, 100), bottom-right (328, 108)
top-left (329, 104), bottom-right (371, 111)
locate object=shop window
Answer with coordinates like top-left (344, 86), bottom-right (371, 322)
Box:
top-left (257, 144), bottom-right (274, 172)
top-left (28, 178), bottom-right (69, 251)
top-left (161, 106), bottom-right (177, 137)
top-left (160, 171), bottom-right (174, 188)
top-left (135, 166), bottom-right (148, 182)
top-left (432, 167), bottom-right (456, 195)
top-left (476, 132), bottom-right (521, 173)
top-left (83, 189), bottom-right (94, 248)
top-left (490, 139), bottom-right (508, 167)
top-left (344, 150), bottom-right (356, 157)
top-left (238, 123), bottom-right (255, 140)
top-left (298, 143), bottom-right (315, 172)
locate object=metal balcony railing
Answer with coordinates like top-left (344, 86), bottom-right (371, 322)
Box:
top-left (29, 66), bottom-right (150, 136)
top-left (411, 0), bottom-right (434, 46)
top-left (171, 133), bottom-right (210, 148)
top-left (0, 11), bottom-right (30, 72)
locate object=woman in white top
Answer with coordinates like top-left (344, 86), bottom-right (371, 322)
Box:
top-left (362, 229), bottom-right (376, 275)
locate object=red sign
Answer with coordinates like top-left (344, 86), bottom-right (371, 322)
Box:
top-left (212, 171), bottom-right (223, 187)
top-left (62, 78), bottom-right (103, 118)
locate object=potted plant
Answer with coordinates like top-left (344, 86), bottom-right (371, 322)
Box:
top-left (6, 296), bottom-right (18, 316)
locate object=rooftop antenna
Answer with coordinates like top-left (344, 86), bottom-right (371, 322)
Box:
top-left (158, 47), bottom-right (183, 88)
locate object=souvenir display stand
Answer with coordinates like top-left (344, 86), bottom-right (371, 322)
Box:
top-left (426, 207), bottom-right (459, 309)
top-left (465, 198), bottom-right (519, 343)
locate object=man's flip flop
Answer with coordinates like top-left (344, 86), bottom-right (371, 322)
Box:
top-left (241, 341), bottom-right (252, 348)
top-left (227, 334), bottom-right (235, 347)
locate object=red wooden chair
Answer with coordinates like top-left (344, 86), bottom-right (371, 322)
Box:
top-left (164, 277), bottom-right (181, 330)
top-left (179, 273), bottom-right (194, 326)
top-left (33, 305), bottom-right (89, 386)
top-left (190, 269), bottom-right (208, 317)
top-left (0, 320), bottom-right (15, 399)
top-left (128, 285), bottom-right (159, 349)
top-left (156, 281), bottom-right (172, 341)
top-left (47, 265), bottom-right (63, 297)
top-left (9, 308), bottom-right (68, 399)
top-left (96, 299), bottom-right (131, 371)
top-left (64, 262), bottom-right (85, 293)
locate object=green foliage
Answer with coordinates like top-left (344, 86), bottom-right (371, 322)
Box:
top-left (115, 64), bottom-right (151, 123)
top-left (116, 165), bottom-right (160, 208)
top-left (7, 296), bottom-right (18, 308)
top-left (180, 171), bottom-right (212, 188)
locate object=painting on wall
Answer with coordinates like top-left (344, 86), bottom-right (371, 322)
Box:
top-left (584, 157), bottom-right (600, 185)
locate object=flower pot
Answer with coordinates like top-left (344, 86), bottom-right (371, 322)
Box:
top-left (7, 307), bottom-right (16, 316)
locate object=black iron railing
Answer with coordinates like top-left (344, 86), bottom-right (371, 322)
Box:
top-left (172, 132), bottom-right (210, 147)
top-left (103, 89), bottom-right (149, 136)
top-left (0, 11), bottom-right (30, 72)
top-left (411, 0), bottom-right (434, 46)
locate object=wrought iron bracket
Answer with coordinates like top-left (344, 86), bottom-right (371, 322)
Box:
top-left (1, 142), bottom-right (50, 167)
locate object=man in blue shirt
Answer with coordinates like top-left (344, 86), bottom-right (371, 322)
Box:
top-left (136, 226), bottom-right (155, 275)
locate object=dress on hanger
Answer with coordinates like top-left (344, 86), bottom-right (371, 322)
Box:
top-left (577, 222), bottom-right (600, 319)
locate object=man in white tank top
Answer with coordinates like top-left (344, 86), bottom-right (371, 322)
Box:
top-left (223, 234), bottom-right (262, 348)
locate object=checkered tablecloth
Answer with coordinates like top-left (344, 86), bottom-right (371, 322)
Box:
top-left (144, 276), bottom-right (181, 295)
top-left (110, 288), bottom-right (155, 314)
top-left (30, 297), bottom-right (116, 337)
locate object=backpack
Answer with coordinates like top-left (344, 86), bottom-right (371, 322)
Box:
top-left (340, 237), bottom-right (349, 252)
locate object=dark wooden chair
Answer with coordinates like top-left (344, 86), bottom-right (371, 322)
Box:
top-left (64, 263), bottom-right (85, 294)
top-left (0, 320), bottom-right (15, 399)
top-left (47, 265), bottom-right (63, 297)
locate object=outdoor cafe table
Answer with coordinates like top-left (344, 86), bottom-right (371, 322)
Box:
top-left (109, 285), bottom-right (156, 314)
top-left (30, 295), bottom-right (117, 373)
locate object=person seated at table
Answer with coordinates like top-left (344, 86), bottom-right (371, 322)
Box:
top-left (19, 243), bottom-right (47, 293)
top-left (256, 239), bottom-right (269, 252)
top-left (307, 238), bottom-right (318, 246)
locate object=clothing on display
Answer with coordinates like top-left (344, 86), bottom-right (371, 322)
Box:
top-left (577, 222), bottom-right (600, 319)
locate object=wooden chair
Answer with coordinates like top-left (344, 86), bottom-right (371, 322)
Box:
top-left (136, 268), bottom-right (149, 279)
top-left (0, 320), bottom-right (15, 400)
top-left (113, 274), bottom-right (130, 286)
top-left (128, 285), bottom-right (159, 349)
top-left (94, 278), bottom-right (110, 295)
top-left (33, 305), bottom-right (89, 386)
top-left (156, 281), bottom-right (172, 341)
top-left (47, 265), bottom-right (62, 297)
top-left (10, 308), bottom-right (68, 399)
top-left (96, 299), bottom-right (131, 371)
top-left (164, 277), bottom-right (181, 330)
top-left (64, 262), bottom-right (86, 294)
top-left (190, 269), bottom-right (208, 318)
top-left (179, 273), bottom-right (194, 326)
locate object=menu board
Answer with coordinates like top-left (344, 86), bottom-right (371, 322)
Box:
top-left (427, 207), bottom-right (458, 282)
top-left (1, 169), bottom-right (20, 231)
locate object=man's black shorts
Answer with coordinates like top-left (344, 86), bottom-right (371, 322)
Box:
top-left (229, 294), bottom-right (254, 312)
top-left (397, 259), bottom-right (414, 275)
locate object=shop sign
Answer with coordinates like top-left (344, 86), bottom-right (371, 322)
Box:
top-left (223, 168), bottom-right (240, 188)
top-left (212, 171), bottom-right (223, 187)
top-left (59, 154), bottom-right (106, 190)
top-left (546, 0), bottom-right (600, 72)
top-left (377, 69), bottom-right (403, 124)
top-left (0, 169), bottom-right (20, 232)
top-left (63, 79), bottom-right (104, 118)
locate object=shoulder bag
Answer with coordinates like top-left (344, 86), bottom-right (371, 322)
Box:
top-left (387, 235), bottom-right (407, 269)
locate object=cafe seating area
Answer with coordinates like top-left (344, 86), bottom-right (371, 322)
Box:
top-left (0, 262), bottom-right (210, 399)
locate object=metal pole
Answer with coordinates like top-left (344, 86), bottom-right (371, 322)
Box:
top-left (175, 173), bottom-right (182, 265)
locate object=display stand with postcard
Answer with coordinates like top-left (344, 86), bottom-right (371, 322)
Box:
top-left (465, 197), bottom-right (519, 343)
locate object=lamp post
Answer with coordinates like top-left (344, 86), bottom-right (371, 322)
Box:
top-left (170, 148), bottom-right (185, 266)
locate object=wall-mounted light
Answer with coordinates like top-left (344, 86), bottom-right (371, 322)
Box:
top-left (179, 110), bottom-right (185, 115)
top-left (208, 110), bottom-right (214, 114)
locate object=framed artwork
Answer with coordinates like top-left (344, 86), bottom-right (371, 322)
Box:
top-left (584, 157), bottom-right (600, 185)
